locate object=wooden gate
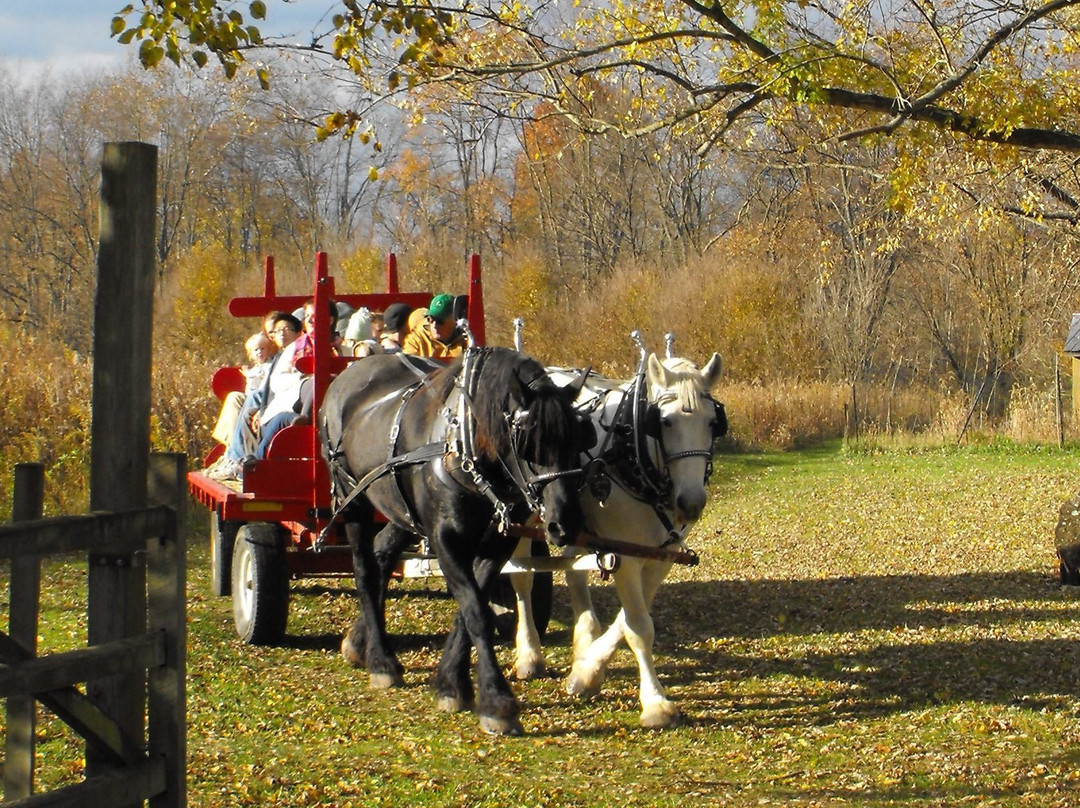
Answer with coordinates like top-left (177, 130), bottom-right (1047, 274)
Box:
top-left (2, 141), bottom-right (186, 806)
top-left (1, 455), bottom-right (186, 807)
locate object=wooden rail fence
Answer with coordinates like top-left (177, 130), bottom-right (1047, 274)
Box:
top-left (1, 454), bottom-right (186, 807)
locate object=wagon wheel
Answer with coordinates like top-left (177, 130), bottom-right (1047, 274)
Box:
top-left (491, 540), bottom-right (554, 642)
top-left (232, 523), bottom-right (289, 645)
top-left (210, 510), bottom-right (241, 597)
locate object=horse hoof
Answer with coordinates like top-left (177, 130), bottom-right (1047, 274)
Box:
top-left (341, 635), bottom-right (365, 668)
top-left (369, 671), bottom-right (403, 690)
top-left (514, 658), bottom-right (546, 681)
top-left (437, 696), bottom-right (470, 713)
top-left (565, 668), bottom-right (602, 699)
top-left (641, 702), bottom-right (681, 729)
top-left (479, 715), bottom-right (524, 736)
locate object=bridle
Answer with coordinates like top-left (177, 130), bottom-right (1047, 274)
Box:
top-left (578, 333), bottom-right (725, 543)
top-left (451, 347), bottom-right (586, 530)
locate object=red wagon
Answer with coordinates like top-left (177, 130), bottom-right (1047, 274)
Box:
top-left (187, 252), bottom-right (555, 644)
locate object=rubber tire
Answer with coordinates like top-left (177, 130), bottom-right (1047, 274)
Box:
top-left (232, 523), bottom-right (289, 645)
top-left (210, 512), bottom-right (241, 597)
top-left (491, 541), bottom-right (554, 642)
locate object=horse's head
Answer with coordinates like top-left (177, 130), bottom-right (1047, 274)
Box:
top-left (644, 352), bottom-right (724, 524)
top-left (503, 356), bottom-right (592, 546)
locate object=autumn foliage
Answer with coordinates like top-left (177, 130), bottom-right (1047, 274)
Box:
top-left (2, 58), bottom-right (1080, 515)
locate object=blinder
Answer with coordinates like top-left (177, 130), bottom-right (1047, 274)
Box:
top-left (644, 403), bottom-right (661, 440)
top-left (577, 412), bottom-right (598, 451)
top-left (712, 400), bottom-right (728, 439)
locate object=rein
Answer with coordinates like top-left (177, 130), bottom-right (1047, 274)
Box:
top-left (453, 347), bottom-right (584, 531)
top-left (319, 376), bottom-right (442, 548)
top-left (508, 523), bottom-right (699, 567)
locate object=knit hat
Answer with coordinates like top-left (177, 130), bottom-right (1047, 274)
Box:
top-left (427, 293), bottom-right (455, 323)
top-left (383, 302), bottom-right (412, 333)
top-left (344, 308), bottom-right (372, 342)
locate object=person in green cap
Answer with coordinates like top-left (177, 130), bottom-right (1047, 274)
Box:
top-left (403, 292), bottom-right (465, 358)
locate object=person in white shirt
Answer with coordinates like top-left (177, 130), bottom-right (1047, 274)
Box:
top-left (206, 312), bottom-right (301, 481)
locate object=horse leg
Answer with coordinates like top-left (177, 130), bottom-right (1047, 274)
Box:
top-left (564, 556), bottom-right (641, 699)
top-left (433, 553), bottom-right (505, 712)
top-left (564, 601), bottom-right (623, 699)
top-left (435, 534), bottom-right (523, 736)
top-left (433, 609), bottom-right (476, 713)
top-left (510, 538), bottom-right (546, 680)
top-left (617, 558), bottom-right (681, 729)
top-left (340, 523), bottom-right (410, 665)
top-left (566, 564), bottom-right (602, 663)
top-left (341, 522), bottom-right (406, 689)
top-left (564, 556), bottom-right (676, 723)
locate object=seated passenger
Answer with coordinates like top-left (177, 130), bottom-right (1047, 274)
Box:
top-left (402, 293), bottom-right (465, 359)
top-left (334, 301), bottom-right (355, 339)
top-left (286, 296), bottom-right (342, 427)
top-left (344, 307), bottom-right (378, 356)
top-left (206, 312), bottom-right (302, 481)
top-left (242, 331), bottom-right (276, 391)
top-left (291, 297), bottom-right (341, 363)
top-left (376, 303), bottom-right (412, 354)
top-left (210, 331), bottom-right (277, 446)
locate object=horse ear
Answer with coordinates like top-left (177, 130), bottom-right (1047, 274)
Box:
top-left (560, 366), bottom-right (590, 401)
top-left (701, 352), bottom-right (723, 388)
top-left (712, 401), bottom-right (728, 439)
top-left (646, 353), bottom-right (670, 389)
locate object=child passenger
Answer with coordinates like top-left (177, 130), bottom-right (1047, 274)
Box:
top-left (210, 331), bottom-right (278, 445)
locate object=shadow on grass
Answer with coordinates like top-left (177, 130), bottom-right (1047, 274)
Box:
top-left (280, 580), bottom-right (460, 653)
top-left (646, 570), bottom-right (1080, 727)
top-left (278, 565), bottom-right (1080, 732)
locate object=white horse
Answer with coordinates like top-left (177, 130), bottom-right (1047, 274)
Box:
top-left (510, 349), bottom-right (724, 728)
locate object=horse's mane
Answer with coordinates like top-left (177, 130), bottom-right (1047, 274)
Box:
top-left (650, 357), bottom-right (710, 413)
top-left (427, 348), bottom-right (573, 466)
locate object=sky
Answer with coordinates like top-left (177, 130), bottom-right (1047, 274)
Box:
top-left (0, 1), bottom-right (329, 78)
top-left (0, 0), bottom-right (129, 76)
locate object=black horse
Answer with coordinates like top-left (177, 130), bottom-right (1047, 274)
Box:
top-left (320, 348), bottom-right (590, 735)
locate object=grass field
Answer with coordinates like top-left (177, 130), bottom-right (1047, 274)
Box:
top-left (8, 443), bottom-right (1080, 806)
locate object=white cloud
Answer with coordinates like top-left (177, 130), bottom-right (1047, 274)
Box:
top-left (0, 2), bottom-right (334, 78)
top-left (0, 1), bottom-right (127, 76)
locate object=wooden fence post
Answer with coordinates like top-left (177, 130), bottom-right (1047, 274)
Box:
top-left (87, 141), bottom-right (157, 797)
top-left (147, 452), bottom-right (188, 808)
top-left (4, 463), bottom-right (44, 801)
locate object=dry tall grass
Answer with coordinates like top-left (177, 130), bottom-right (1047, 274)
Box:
top-left (0, 330), bottom-right (1072, 519)
top-left (0, 334), bottom-right (93, 516)
top-left (0, 333), bottom-right (215, 519)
